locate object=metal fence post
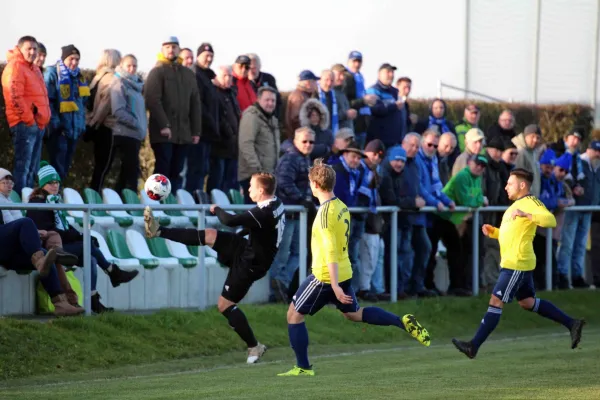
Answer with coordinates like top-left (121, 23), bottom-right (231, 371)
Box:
top-left (82, 209), bottom-right (92, 315)
top-left (299, 209), bottom-right (307, 282)
top-left (545, 228), bottom-right (553, 291)
top-left (198, 208), bottom-right (207, 310)
top-left (390, 209), bottom-right (398, 303)
top-left (471, 210), bottom-right (480, 296)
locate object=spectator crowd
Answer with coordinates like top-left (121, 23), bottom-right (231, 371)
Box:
top-left (1, 35), bottom-right (600, 315)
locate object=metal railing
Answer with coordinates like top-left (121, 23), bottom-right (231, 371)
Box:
top-left (0, 202), bottom-right (597, 316)
top-left (437, 80), bottom-right (513, 103)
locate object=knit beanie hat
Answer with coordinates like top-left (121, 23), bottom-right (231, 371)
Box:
top-left (554, 153), bottom-right (572, 171)
top-left (38, 161), bottom-right (61, 188)
top-left (539, 149), bottom-right (556, 166)
top-left (61, 44), bottom-right (80, 62)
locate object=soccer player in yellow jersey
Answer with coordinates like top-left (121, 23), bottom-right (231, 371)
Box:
top-left (278, 159), bottom-right (430, 377)
top-left (452, 168), bottom-right (585, 359)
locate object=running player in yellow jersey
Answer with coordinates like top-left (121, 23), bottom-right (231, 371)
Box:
top-left (452, 168), bottom-right (585, 359)
top-left (278, 159), bottom-right (430, 377)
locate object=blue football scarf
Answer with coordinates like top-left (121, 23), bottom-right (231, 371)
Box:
top-left (352, 70), bottom-right (371, 116)
top-left (318, 85), bottom-right (338, 133)
top-left (428, 115), bottom-right (451, 134)
top-left (340, 155), bottom-right (360, 198)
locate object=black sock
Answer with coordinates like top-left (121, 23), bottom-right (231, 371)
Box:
top-left (159, 228), bottom-right (206, 245)
top-left (222, 305), bottom-right (258, 348)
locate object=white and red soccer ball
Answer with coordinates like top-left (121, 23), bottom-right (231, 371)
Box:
top-left (144, 174), bottom-right (171, 201)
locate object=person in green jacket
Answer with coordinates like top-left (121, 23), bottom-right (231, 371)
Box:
top-left (442, 154), bottom-right (488, 225)
top-left (455, 104), bottom-right (481, 152)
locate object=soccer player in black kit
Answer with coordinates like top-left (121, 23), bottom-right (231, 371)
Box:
top-left (144, 172), bottom-right (285, 364)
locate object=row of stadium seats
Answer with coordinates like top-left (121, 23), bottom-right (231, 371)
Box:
top-left (0, 187), bottom-right (269, 315)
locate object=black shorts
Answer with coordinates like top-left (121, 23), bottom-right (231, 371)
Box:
top-left (213, 231), bottom-right (266, 303)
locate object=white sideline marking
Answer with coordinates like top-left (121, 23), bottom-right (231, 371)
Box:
top-left (3, 329), bottom-right (594, 391)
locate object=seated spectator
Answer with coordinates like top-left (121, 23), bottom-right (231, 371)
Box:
top-left (270, 127), bottom-right (315, 302)
top-left (455, 104), bottom-right (481, 153)
top-left (486, 110), bottom-right (516, 148)
top-left (285, 70), bottom-right (319, 138)
top-left (452, 128), bottom-right (486, 177)
top-left (512, 124), bottom-right (544, 196)
top-left (0, 168), bottom-right (83, 310)
top-left (358, 139), bottom-right (387, 302)
top-left (326, 128), bottom-right (354, 165)
top-left (109, 54), bottom-right (146, 192)
top-left (238, 87), bottom-right (280, 203)
top-left (332, 142), bottom-right (368, 290)
top-left (44, 44), bottom-right (90, 180)
top-left (298, 98), bottom-right (333, 160)
top-left (27, 162), bottom-right (139, 313)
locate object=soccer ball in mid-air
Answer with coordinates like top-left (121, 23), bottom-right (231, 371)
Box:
top-left (145, 174), bottom-right (171, 201)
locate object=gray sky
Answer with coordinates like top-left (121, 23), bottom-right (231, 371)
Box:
top-left (1, 0), bottom-right (465, 98)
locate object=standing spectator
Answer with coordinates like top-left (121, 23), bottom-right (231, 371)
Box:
top-left (452, 128), bottom-right (486, 177)
top-left (1, 36), bottom-right (50, 195)
top-left (332, 142), bottom-right (368, 290)
top-left (238, 87), bottom-right (280, 203)
top-left (512, 124), bottom-right (543, 197)
top-left (438, 132), bottom-right (457, 185)
top-left (296, 98), bottom-right (333, 160)
top-left (44, 44), bottom-right (91, 180)
top-left (108, 54), bottom-right (147, 192)
top-left (395, 77), bottom-right (416, 133)
top-left (358, 139), bottom-right (386, 302)
top-left (34, 42), bottom-right (47, 72)
top-left (550, 130), bottom-right (585, 190)
top-left (247, 53), bottom-right (281, 117)
top-left (185, 43), bottom-right (218, 193)
top-left (270, 127), bottom-right (315, 302)
top-left (232, 55), bottom-right (257, 112)
top-left (285, 70), bottom-right (318, 138)
top-left (331, 64), bottom-right (357, 131)
top-left (481, 136), bottom-right (510, 292)
top-left (557, 141), bottom-right (600, 288)
top-left (210, 66), bottom-right (241, 192)
top-left (87, 49), bottom-right (122, 192)
top-left (454, 104), bottom-right (481, 152)
top-left (502, 141), bottom-right (518, 171)
top-left (316, 70), bottom-right (341, 133)
top-left (144, 36), bottom-right (201, 191)
top-left (415, 99), bottom-right (457, 167)
top-left (366, 63), bottom-right (405, 148)
top-left (179, 48), bottom-right (194, 68)
top-left (486, 110), bottom-right (516, 148)
top-left (342, 51), bottom-right (372, 148)
top-left (380, 141), bottom-right (423, 298)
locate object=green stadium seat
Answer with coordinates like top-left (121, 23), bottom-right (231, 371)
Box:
top-left (148, 237), bottom-right (196, 268)
top-left (107, 230), bottom-right (159, 269)
top-left (84, 188), bottom-right (133, 227)
top-left (162, 193), bottom-right (184, 217)
top-left (9, 190), bottom-right (25, 216)
top-left (229, 189), bottom-right (244, 205)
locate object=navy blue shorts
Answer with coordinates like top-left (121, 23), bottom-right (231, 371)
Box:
top-left (292, 274), bottom-right (360, 316)
top-left (492, 268), bottom-right (536, 304)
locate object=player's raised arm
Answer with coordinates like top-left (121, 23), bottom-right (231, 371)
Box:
top-left (212, 206), bottom-right (261, 228)
top-left (525, 197), bottom-right (557, 228)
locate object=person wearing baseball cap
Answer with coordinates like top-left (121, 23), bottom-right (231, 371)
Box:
top-left (451, 128), bottom-right (486, 177)
top-left (343, 50), bottom-right (373, 145)
top-left (511, 123), bottom-right (543, 196)
top-left (455, 104), bottom-right (481, 153)
top-left (285, 70), bottom-right (320, 136)
top-left (548, 128), bottom-right (585, 185)
top-left (232, 55), bottom-right (257, 112)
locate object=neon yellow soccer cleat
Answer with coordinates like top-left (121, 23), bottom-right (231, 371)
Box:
top-left (277, 366), bottom-right (315, 376)
top-left (402, 314), bottom-right (431, 347)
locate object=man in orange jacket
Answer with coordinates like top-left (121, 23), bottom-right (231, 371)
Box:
top-left (1, 36), bottom-right (50, 195)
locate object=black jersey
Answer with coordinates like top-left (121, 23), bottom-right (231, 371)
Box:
top-left (213, 197), bottom-right (285, 271)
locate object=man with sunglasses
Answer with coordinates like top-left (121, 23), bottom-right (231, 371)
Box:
top-left (270, 127), bottom-right (316, 302)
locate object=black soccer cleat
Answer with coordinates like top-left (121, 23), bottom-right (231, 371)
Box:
top-left (570, 319), bottom-right (585, 349)
top-left (452, 338), bottom-right (477, 359)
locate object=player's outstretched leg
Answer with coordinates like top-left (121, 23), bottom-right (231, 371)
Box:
top-left (519, 297), bottom-right (585, 349)
top-left (218, 296), bottom-right (266, 364)
top-left (358, 307), bottom-right (431, 346)
top-left (278, 304), bottom-right (314, 376)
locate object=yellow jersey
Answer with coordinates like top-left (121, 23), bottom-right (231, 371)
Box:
top-left (311, 197), bottom-right (353, 284)
top-left (489, 194), bottom-right (556, 271)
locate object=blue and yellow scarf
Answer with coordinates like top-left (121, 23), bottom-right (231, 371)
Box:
top-left (58, 60), bottom-right (90, 113)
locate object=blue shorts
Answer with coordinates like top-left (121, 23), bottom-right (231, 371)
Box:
top-left (492, 268), bottom-right (536, 303)
top-left (292, 274), bottom-right (360, 316)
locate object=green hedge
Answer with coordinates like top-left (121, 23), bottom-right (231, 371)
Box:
top-left (0, 62), bottom-right (596, 192)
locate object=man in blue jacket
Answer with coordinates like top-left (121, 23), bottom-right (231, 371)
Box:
top-left (366, 63), bottom-right (406, 148)
top-left (332, 142), bottom-right (367, 290)
top-left (271, 127), bottom-right (315, 302)
top-left (380, 137), bottom-right (426, 298)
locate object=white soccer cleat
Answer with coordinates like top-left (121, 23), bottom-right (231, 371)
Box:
top-left (247, 343), bottom-right (267, 364)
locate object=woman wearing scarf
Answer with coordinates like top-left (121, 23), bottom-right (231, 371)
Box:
top-left (44, 44), bottom-right (90, 180)
top-left (107, 54), bottom-right (147, 192)
top-left (415, 99), bottom-right (458, 166)
top-left (27, 162), bottom-right (139, 313)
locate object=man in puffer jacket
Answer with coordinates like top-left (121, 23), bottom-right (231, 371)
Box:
top-left (1, 36), bottom-right (50, 195)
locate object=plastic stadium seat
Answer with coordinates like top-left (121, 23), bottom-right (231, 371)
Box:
top-left (175, 189), bottom-right (199, 225)
top-left (91, 231), bottom-right (140, 268)
top-left (21, 187), bottom-right (33, 203)
top-left (229, 189), bottom-right (244, 205)
top-left (126, 230), bottom-right (179, 267)
top-left (188, 190), bottom-right (219, 227)
top-left (162, 193), bottom-right (184, 217)
top-left (62, 188), bottom-right (99, 227)
top-left (9, 190), bottom-right (21, 203)
top-left (164, 239), bottom-right (198, 267)
top-left (102, 188), bottom-right (144, 226)
top-left (121, 189), bottom-right (145, 217)
top-left (107, 230), bottom-right (158, 269)
top-left (85, 188), bottom-right (133, 227)
top-left (148, 237), bottom-right (196, 268)
top-left (211, 189), bottom-right (231, 207)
